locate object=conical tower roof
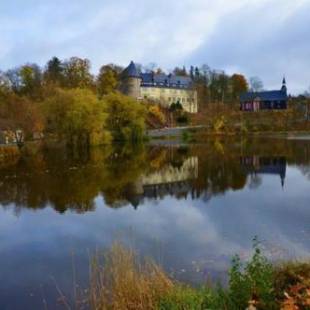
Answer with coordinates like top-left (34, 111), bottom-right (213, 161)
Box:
top-left (123, 61), bottom-right (141, 78)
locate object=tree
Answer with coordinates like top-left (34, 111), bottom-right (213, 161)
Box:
top-left (97, 65), bottom-right (118, 97)
top-left (103, 92), bottom-right (146, 142)
top-left (303, 87), bottom-right (310, 121)
top-left (0, 93), bottom-right (44, 146)
top-left (19, 64), bottom-right (42, 98)
top-left (0, 71), bottom-right (10, 96)
top-left (231, 74), bottom-right (248, 101)
top-left (43, 88), bottom-right (109, 146)
top-left (249, 76), bottom-right (264, 92)
top-left (44, 57), bottom-right (64, 85)
top-left (62, 57), bottom-right (94, 89)
top-left (5, 68), bottom-right (21, 93)
top-left (173, 66), bottom-right (187, 76)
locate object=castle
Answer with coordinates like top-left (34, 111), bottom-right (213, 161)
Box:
top-left (120, 61), bottom-right (198, 113)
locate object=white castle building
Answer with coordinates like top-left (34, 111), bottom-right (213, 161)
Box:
top-left (120, 61), bottom-right (198, 113)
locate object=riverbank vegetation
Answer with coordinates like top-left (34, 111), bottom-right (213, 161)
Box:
top-left (191, 103), bottom-right (310, 138)
top-left (1, 56), bottom-right (310, 147)
top-left (0, 57), bottom-right (149, 147)
top-left (82, 241), bottom-right (310, 309)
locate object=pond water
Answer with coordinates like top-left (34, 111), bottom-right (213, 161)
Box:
top-left (0, 137), bottom-right (309, 309)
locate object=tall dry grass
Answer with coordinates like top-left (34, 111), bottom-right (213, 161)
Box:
top-left (89, 243), bottom-right (174, 310)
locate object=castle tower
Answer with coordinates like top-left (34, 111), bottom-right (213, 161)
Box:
top-left (120, 61), bottom-right (142, 99)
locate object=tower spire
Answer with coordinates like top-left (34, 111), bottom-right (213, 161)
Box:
top-left (281, 75), bottom-right (287, 93)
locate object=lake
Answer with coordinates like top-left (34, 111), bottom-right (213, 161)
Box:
top-left (0, 137), bottom-right (309, 309)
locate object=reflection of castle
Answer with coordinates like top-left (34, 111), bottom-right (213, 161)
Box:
top-left (129, 157), bottom-right (198, 207)
top-left (240, 156), bottom-right (286, 187)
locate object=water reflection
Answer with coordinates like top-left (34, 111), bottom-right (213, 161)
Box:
top-left (241, 156), bottom-right (286, 188)
top-left (0, 138), bottom-right (310, 309)
top-left (1, 138), bottom-right (310, 213)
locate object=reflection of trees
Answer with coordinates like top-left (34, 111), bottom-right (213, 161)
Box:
top-left (0, 144), bottom-right (147, 213)
top-left (191, 140), bottom-right (248, 198)
top-left (1, 138), bottom-right (310, 213)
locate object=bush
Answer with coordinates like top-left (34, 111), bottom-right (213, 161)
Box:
top-left (226, 238), bottom-right (276, 309)
top-left (148, 104), bottom-right (166, 124)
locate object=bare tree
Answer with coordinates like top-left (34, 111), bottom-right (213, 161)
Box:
top-left (249, 76), bottom-right (264, 92)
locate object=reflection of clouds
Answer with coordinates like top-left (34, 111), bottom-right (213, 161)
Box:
top-left (0, 164), bottom-right (309, 308)
top-left (299, 164), bottom-right (310, 180)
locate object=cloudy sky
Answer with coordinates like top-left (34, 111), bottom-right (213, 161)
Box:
top-left (0, 0), bottom-right (309, 94)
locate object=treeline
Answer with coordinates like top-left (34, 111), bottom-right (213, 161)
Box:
top-left (172, 65), bottom-right (249, 105)
top-left (138, 62), bottom-right (251, 105)
top-left (0, 56), bottom-right (266, 146)
top-left (0, 57), bottom-right (145, 146)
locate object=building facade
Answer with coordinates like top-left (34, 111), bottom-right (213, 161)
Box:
top-left (120, 61), bottom-right (198, 113)
top-left (240, 78), bottom-right (288, 111)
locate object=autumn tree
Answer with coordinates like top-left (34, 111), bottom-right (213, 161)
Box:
top-left (103, 92), bottom-right (146, 142)
top-left (97, 65), bottom-right (118, 98)
top-left (62, 57), bottom-right (94, 89)
top-left (0, 93), bottom-right (44, 145)
top-left (231, 74), bottom-right (248, 101)
top-left (43, 88), bottom-right (109, 146)
top-left (19, 64), bottom-right (43, 98)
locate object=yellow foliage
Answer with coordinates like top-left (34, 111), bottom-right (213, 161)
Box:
top-left (148, 104), bottom-right (166, 124)
top-left (213, 116), bottom-right (226, 132)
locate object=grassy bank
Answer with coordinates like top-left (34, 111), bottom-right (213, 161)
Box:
top-left (73, 241), bottom-right (310, 310)
top-left (190, 104), bottom-right (310, 140)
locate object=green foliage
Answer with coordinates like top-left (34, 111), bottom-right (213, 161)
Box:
top-left (158, 286), bottom-right (212, 310)
top-left (97, 65), bottom-right (118, 97)
top-left (104, 92), bottom-right (146, 142)
top-left (43, 88), bottom-right (110, 146)
top-left (44, 57), bottom-right (64, 85)
top-left (226, 237), bottom-right (276, 309)
top-left (19, 64), bottom-right (42, 98)
top-left (169, 101), bottom-right (183, 112)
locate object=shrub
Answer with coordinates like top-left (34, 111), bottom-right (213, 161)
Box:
top-left (226, 238), bottom-right (276, 309)
top-left (148, 105), bottom-right (166, 124)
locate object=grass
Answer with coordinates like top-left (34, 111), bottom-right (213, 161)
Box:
top-left (68, 240), bottom-right (309, 309)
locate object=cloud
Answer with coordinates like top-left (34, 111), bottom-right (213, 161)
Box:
top-left (186, 0), bottom-right (310, 94)
top-left (0, 0), bottom-right (309, 93)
